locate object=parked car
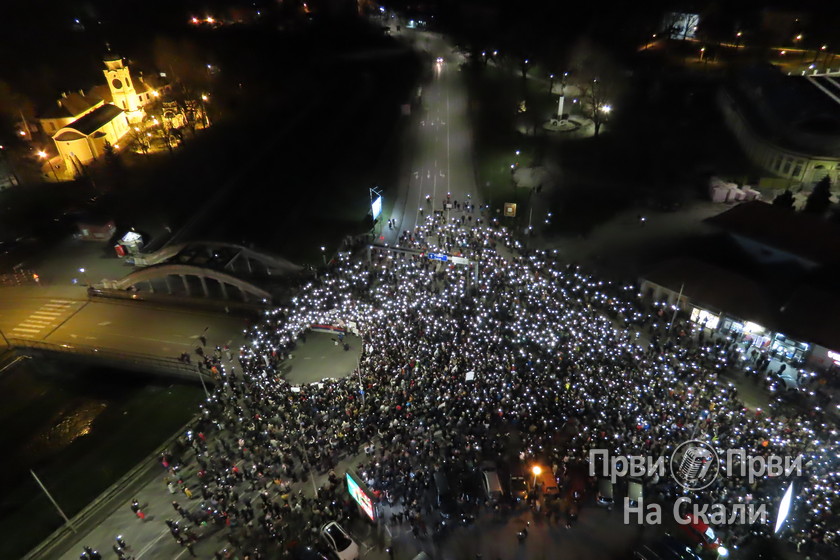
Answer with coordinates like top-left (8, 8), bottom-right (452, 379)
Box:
top-left (434, 470), bottom-right (457, 518)
top-left (542, 471), bottom-right (561, 498)
top-left (509, 474), bottom-right (529, 503)
top-left (596, 478), bottom-right (614, 507)
top-left (634, 535), bottom-right (702, 560)
top-left (480, 462), bottom-right (504, 503)
top-left (291, 544), bottom-right (336, 560)
top-left (628, 477), bottom-right (643, 506)
top-left (320, 522), bottom-right (359, 560)
top-left (676, 515), bottom-right (728, 556)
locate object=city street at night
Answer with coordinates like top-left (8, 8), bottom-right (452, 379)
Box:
top-left (1, 2), bottom-right (840, 560)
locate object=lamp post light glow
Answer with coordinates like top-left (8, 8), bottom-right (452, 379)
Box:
top-left (532, 465), bottom-right (542, 487)
top-left (38, 150), bottom-right (59, 181)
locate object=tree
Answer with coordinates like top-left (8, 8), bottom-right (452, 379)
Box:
top-left (582, 79), bottom-right (613, 137)
top-left (569, 39), bottom-right (623, 138)
top-left (127, 125), bottom-right (152, 156)
top-left (803, 176), bottom-right (833, 214)
top-left (772, 189), bottom-right (795, 209)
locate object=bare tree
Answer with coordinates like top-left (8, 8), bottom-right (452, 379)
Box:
top-left (127, 125), bottom-right (152, 155)
top-left (581, 79), bottom-right (613, 137)
top-left (568, 39), bottom-right (623, 137)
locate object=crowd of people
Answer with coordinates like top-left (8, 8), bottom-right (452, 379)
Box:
top-left (84, 210), bottom-right (839, 559)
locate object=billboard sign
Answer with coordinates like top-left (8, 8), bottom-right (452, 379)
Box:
top-left (346, 471), bottom-right (376, 521)
top-left (371, 195), bottom-right (383, 220)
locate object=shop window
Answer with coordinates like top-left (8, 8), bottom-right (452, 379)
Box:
top-left (782, 159), bottom-right (792, 174)
top-left (792, 163), bottom-right (803, 178)
top-left (690, 307), bottom-right (719, 330)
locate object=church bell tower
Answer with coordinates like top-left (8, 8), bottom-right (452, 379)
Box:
top-left (103, 49), bottom-right (141, 120)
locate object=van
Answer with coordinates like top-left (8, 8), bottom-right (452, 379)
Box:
top-left (628, 478), bottom-right (643, 507)
top-left (539, 471), bottom-right (560, 498)
top-left (434, 471), bottom-right (456, 517)
top-left (480, 464), bottom-right (503, 502)
top-left (596, 478), bottom-right (614, 508)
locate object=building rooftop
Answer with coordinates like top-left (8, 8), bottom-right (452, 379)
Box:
top-left (643, 257), bottom-right (778, 328)
top-left (40, 91), bottom-right (103, 120)
top-left (724, 64), bottom-right (840, 157)
top-left (59, 104), bottom-right (124, 136)
top-left (781, 288), bottom-right (840, 352)
top-left (705, 201), bottom-right (840, 267)
top-left (88, 84), bottom-right (113, 104)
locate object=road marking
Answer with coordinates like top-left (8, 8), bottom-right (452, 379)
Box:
top-left (12, 327), bottom-right (41, 333)
top-left (20, 320), bottom-right (50, 326)
top-left (49, 299), bottom-right (72, 303)
top-left (32, 310), bottom-right (61, 315)
top-left (135, 528), bottom-right (170, 559)
top-left (98, 321), bottom-right (112, 326)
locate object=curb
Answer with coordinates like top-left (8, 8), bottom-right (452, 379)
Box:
top-left (22, 415), bottom-right (200, 560)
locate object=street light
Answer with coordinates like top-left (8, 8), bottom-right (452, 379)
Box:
top-left (37, 150), bottom-right (59, 182)
top-left (321, 246), bottom-right (326, 265)
top-left (532, 465), bottom-right (542, 487)
top-left (200, 95), bottom-right (210, 127)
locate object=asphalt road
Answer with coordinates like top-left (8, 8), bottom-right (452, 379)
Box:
top-left (0, 286), bottom-right (247, 360)
top-left (382, 31), bottom-right (481, 245)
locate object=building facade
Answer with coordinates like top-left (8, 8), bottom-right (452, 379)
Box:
top-left (53, 105), bottom-right (129, 174)
top-left (718, 65), bottom-right (840, 187)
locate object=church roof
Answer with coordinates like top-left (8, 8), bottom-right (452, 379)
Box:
top-left (54, 130), bottom-right (86, 141)
top-left (88, 84), bottom-right (113, 104)
top-left (60, 104), bottom-right (124, 136)
top-left (41, 91), bottom-right (103, 119)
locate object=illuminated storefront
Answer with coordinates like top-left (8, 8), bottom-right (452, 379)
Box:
top-left (770, 333), bottom-right (810, 363)
top-left (690, 307), bottom-right (720, 330)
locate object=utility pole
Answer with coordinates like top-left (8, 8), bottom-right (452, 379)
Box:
top-left (196, 367), bottom-right (210, 398)
top-left (31, 470), bottom-right (76, 533)
top-left (667, 283), bottom-right (685, 335)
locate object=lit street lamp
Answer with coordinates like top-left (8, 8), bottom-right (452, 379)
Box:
top-left (37, 150), bottom-right (60, 181)
top-left (532, 465), bottom-right (542, 488)
top-left (200, 94), bottom-right (210, 128)
top-left (321, 246), bottom-right (326, 265)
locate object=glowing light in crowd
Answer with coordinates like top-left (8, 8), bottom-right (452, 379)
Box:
top-left (775, 482), bottom-right (794, 533)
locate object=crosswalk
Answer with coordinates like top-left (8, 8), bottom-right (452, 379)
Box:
top-left (9, 299), bottom-right (75, 339)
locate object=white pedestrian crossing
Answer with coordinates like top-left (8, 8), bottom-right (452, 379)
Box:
top-left (9, 299), bottom-right (77, 340)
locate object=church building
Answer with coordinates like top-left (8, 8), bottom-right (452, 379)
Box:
top-left (39, 50), bottom-right (167, 175)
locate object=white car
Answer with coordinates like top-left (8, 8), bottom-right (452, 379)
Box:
top-left (321, 522), bottom-right (359, 560)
